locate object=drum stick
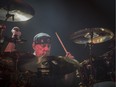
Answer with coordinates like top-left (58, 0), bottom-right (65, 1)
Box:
top-left (55, 32), bottom-right (68, 54)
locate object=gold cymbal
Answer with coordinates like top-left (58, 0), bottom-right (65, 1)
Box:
top-left (71, 28), bottom-right (114, 44)
top-left (0, 0), bottom-right (35, 22)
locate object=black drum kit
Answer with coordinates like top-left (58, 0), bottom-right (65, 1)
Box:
top-left (71, 28), bottom-right (115, 87)
top-left (0, 0), bottom-right (115, 87)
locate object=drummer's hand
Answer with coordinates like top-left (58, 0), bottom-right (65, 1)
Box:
top-left (65, 52), bottom-right (74, 59)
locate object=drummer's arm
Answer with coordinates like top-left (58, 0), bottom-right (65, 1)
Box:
top-left (65, 52), bottom-right (74, 59)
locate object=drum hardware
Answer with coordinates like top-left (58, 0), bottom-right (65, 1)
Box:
top-left (0, 51), bottom-right (33, 87)
top-left (100, 47), bottom-right (115, 58)
top-left (15, 70), bottom-right (33, 87)
top-left (0, 0), bottom-right (34, 86)
top-left (0, 24), bottom-right (6, 40)
top-left (99, 48), bottom-right (115, 82)
top-left (71, 28), bottom-right (114, 87)
top-left (0, 54), bottom-right (17, 87)
top-left (0, 24), bottom-right (6, 54)
top-left (93, 81), bottom-right (115, 87)
top-left (9, 52), bottom-right (36, 87)
top-left (8, 52), bottom-right (22, 87)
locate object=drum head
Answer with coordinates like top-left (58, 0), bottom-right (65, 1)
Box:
top-left (93, 81), bottom-right (115, 87)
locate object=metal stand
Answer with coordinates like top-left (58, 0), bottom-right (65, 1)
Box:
top-left (86, 29), bottom-right (96, 87)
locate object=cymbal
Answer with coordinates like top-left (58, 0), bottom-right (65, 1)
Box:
top-left (71, 28), bottom-right (114, 44)
top-left (0, 0), bottom-right (35, 22)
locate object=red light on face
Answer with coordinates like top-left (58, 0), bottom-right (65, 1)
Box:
top-left (34, 44), bottom-right (51, 57)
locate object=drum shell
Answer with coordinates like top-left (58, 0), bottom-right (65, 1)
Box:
top-left (0, 57), bottom-right (13, 87)
top-left (80, 58), bottom-right (115, 86)
top-left (63, 71), bottom-right (80, 87)
top-left (93, 58), bottom-right (115, 82)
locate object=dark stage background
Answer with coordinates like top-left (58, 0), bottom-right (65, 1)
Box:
top-left (0, 0), bottom-right (115, 62)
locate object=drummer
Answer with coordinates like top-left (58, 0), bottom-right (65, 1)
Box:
top-left (32, 32), bottom-right (80, 72)
top-left (32, 32), bottom-right (51, 62)
top-left (18, 32), bottom-right (80, 87)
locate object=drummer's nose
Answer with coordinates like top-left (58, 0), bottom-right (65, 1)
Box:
top-left (44, 45), bottom-right (49, 51)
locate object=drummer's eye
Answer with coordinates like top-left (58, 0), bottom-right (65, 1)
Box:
top-left (40, 44), bottom-right (45, 47)
top-left (47, 44), bottom-right (51, 48)
top-left (41, 44), bottom-right (50, 48)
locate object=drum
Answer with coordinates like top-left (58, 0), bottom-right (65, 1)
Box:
top-left (18, 55), bottom-right (81, 87)
top-left (80, 57), bottom-right (115, 87)
top-left (0, 73), bottom-right (11, 87)
top-left (0, 52), bottom-right (16, 87)
top-left (0, 52), bottom-right (15, 72)
top-left (79, 59), bottom-right (96, 86)
top-left (93, 81), bottom-right (115, 87)
top-left (0, 52), bottom-right (35, 87)
top-left (59, 56), bottom-right (81, 87)
top-left (93, 58), bottom-right (114, 82)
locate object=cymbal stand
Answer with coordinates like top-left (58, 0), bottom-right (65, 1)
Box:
top-left (9, 52), bottom-right (20, 87)
top-left (87, 29), bottom-right (96, 87)
top-left (0, 24), bottom-right (6, 54)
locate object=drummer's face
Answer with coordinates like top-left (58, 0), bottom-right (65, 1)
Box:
top-left (33, 43), bottom-right (51, 57)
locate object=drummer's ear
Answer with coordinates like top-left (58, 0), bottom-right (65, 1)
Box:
top-left (32, 43), bottom-right (36, 50)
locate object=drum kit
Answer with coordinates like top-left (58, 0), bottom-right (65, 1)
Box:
top-left (0, 27), bottom-right (115, 87)
top-left (0, 0), bottom-right (35, 87)
top-left (71, 28), bottom-right (115, 87)
top-left (0, 0), bottom-right (115, 87)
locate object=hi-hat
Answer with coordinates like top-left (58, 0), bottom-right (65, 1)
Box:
top-left (0, 0), bottom-right (35, 22)
top-left (71, 28), bottom-right (114, 44)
